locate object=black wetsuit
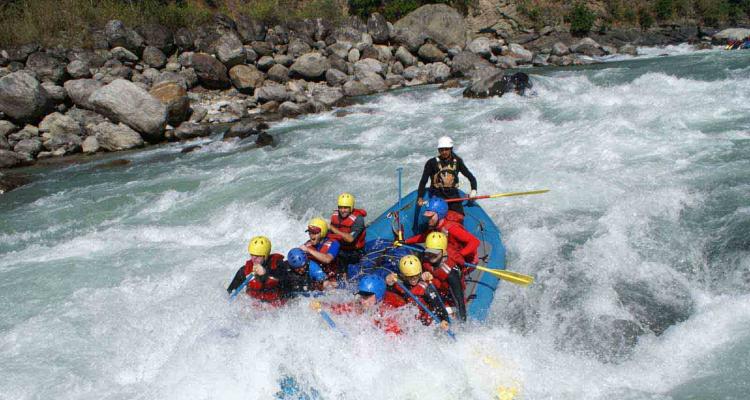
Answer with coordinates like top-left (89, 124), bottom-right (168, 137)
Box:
top-left (417, 153), bottom-right (477, 214)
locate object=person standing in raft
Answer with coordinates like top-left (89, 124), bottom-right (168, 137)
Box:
top-left (421, 232), bottom-right (467, 321)
top-left (226, 236), bottom-right (286, 304)
top-left (385, 255), bottom-right (451, 328)
top-left (403, 197), bottom-right (480, 265)
top-left (300, 217), bottom-right (341, 282)
top-left (311, 274), bottom-right (404, 335)
top-left (416, 136), bottom-right (478, 216)
top-left (327, 193), bottom-right (367, 274)
top-left (279, 248), bottom-right (328, 297)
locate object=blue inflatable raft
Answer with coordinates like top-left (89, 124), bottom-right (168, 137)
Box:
top-left (363, 189), bottom-right (506, 322)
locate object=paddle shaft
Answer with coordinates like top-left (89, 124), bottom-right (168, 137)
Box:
top-left (229, 273), bottom-right (255, 301)
top-left (445, 189), bottom-right (550, 203)
top-left (394, 281), bottom-right (456, 341)
top-left (465, 263), bottom-right (534, 286)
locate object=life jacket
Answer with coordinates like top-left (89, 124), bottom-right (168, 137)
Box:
top-left (306, 239), bottom-right (338, 280)
top-left (438, 218), bottom-right (479, 264)
top-left (243, 253), bottom-right (285, 304)
top-left (329, 208), bottom-right (367, 251)
top-left (431, 156), bottom-right (459, 189)
top-left (329, 298), bottom-right (403, 335)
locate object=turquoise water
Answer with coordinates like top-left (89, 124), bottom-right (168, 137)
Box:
top-left (1, 49), bottom-right (749, 399)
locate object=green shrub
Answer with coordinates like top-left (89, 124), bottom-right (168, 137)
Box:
top-left (382, 0), bottom-right (420, 20)
top-left (638, 7), bottom-right (654, 29)
top-left (568, 3), bottom-right (596, 36)
top-left (654, 0), bottom-right (674, 20)
top-left (296, 0), bottom-right (345, 21)
top-left (349, 0), bottom-right (381, 18)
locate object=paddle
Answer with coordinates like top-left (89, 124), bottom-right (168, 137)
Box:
top-left (427, 282), bottom-right (452, 324)
top-left (394, 280), bottom-right (456, 341)
top-left (444, 189), bottom-right (550, 203)
top-left (465, 263), bottom-right (534, 286)
top-left (311, 301), bottom-right (347, 337)
top-left (229, 273), bottom-right (254, 302)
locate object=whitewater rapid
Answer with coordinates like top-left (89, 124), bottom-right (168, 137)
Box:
top-left (1, 49), bottom-right (749, 399)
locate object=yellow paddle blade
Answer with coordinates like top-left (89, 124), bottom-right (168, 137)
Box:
top-left (475, 266), bottom-right (534, 286)
top-left (489, 189), bottom-right (550, 199)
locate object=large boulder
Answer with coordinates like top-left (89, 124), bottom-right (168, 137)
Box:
top-left (149, 81), bottom-right (190, 126)
top-left (64, 79), bottom-right (102, 110)
top-left (417, 43), bottom-right (446, 62)
top-left (91, 121), bottom-right (144, 151)
top-left (325, 68), bottom-right (348, 86)
top-left (237, 15), bottom-right (267, 43)
top-left (267, 64), bottom-right (290, 83)
top-left (394, 4), bottom-right (468, 50)
top-left (290, 52), bottom-right (330, 80)
top-left (310, 84), bottom-right (344, 106)
top-left (288, 39), bottom-right (312, 58)
top-left (25, 52), bottom-right (65, 83)
top-left (255, 82), bottom-right (290, 103)
top-left (359, 72), bottom-right (387, 92)
top-left (552, 42), bottom-right (570, 56)
top-left (190, 53), bottom-right (230, 89)
top-left (105, 20), bottom-right (144, 53)
top-left (66, 60), bottom-right (91, 79)
top-left (142, 46), bottom-right (167, 69)
top-left (354, 58), bottom-right (384, 79)
top-left (467, 37), bottom-right (493, 58)
top-left (367, 13), bottom-right (390, 44)
top-left (570, 38), bottom-right (603, 57)
top-left (424, 62), bottom-right (451, 83)
top-left (463, 71), bottom-right (532, 98)
top-left (89, 79), bottom-right (167, 142)
top-left (13, 139), bottom-right (43, 157)
top-left (174, 121), bottom-right (210, 140)
top-left (215, 33), bottom-right (247, 67)
top-left (343, 80), bottom-right (372, 96)
top-left (0, 149), bottom-right (30, 168)
top-left (0, 71), bottom-right (53, 123)
top-left (395, 46), bottom-right (417, 66)
top-left (450, 51), bottom-right (493, 77)
top-left (713, 28), bottom-right (750, 42)
top-left (136, 23), bottom-right (174, 54)
top-left (507, 43), bottom-right (533, 63)
top-left (229, 65), bottom-right (265, 94)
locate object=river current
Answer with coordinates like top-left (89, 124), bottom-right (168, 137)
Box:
top-left (1, 48), bottom-right (749, 399)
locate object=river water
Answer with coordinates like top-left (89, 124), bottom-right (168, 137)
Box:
top-left (1, 48), bottom-right (749, 399)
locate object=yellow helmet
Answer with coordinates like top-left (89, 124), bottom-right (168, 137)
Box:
top-left (337, 193), bottom-right (355, 209)
top-left (399, 255), bottom-right (422, 277)
top-left (307, 217), bottom-right (328, 237)
top-left (425, 232), bottom-right (448, 251)
top-left (247, 236), bottom-right (271, 257)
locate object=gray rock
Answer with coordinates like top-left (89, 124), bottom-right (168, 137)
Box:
top-left (328, 54), bottom-right (348, 73)
top-left (255, 131), bottom-right (274, 147)
top-left (229, 65), bottom-right (265, 94)
top-left (255, 82), bottom-right (290, 103)
top-left (81, 135), bottom-right (99, 153)
top-left (552, 42), bottom-right (569, 56)
top-left (142, 46), bottom-right (167, 69)
top-left (0, 71), bottom-right (53, 123)
top-left (532, 53), bottom-right (550, 66)
top-left (463, 71), bottom-right (531, 98)
top-left (0, 133), bottom-right (9, 150)
top-left (105, 20), bottom-right (144, 52)
top-left (174, 121), bottom-right (210, 140)
top-left (713, 28), bottom-right (750, 42)
top-left (66, 60), bottom-right (91, 79)
top-left (570, 38), bottom-right (603, 56)
top-left (354, 58), bottom-right (384, 79)
top-left (384, 73), bottom-right (405, 87)
top-left (273, 54), bottom-right (294, 67)
top-left (66, 107), bottom-right (105, 130)
top-left (149, 81), bottom-right (189, 126)
top-left (90, 79), bottom-right (167, 142)
top-left (136, 23), bottom-right (174, 54)
top-left (190, 53), bottom-right (230, 89)
top-left (64, 79), bottom-right (103, 110)
top-left (92, 121), bottom-right (144, 151)
top-left (0, 149), bottom-right (30, 168)
top-left (402, 65), bottom-right (422, 81)
top-left (252, 41), bottom-right (274, 57)
top-left (359, 72), bottom-right (387, 92)
top-left (6, 43), bottom-right (39, 63)
top-left (367, 13), bottom-right (390, 44)
top-left (39, 112), bottom-right (81, 137)
top-left (288, 39), bottom-right (312, 58)
top-left (348, 48), bottom-right (361, 63)
top-left (13, 138), bottom-right (43, 157)
top-left (310, 84), bottom-right (344, 106)
top-left (360, 45), bottom-right (379, 60)
top-left (507, 43), bottom-right (533, 63)
top-left (41, 82), bottom-right (66, 104)
top-left (7, 124), bottom-right (39, 145)
top-left (395, 46), bottom-right (417, 66)
top-left (343, 80), bottom-right (371, 97)
top-left (374, 45), bottom-right (393, 62)
top-left (278, 101), bottom-right (303, 117)
top-left (189, 106), bottom-right (207, 123)
top-left (237, 15), bottom-right (267, 43)
top-left (26, 52), bottom-right (65, 83)
top-left (450, 51), bottom-right (493, 77)
top-left (425, 62), bottom-right (450, 83)
top-left (325, 68), bottom-right (348, 86)
top-left (393, 28), bottom-right (426, 53)
top-left (175, 28), bottom-right (194, 51)
top-left (224, 120), bottom-right (265, 140)
top-left (110, 47), bottom-right (139, 63)
top-left (327, 42), bottom-right (352, 59)
top-left (393, 4), bottom-right (468, 50)
top-left (257, 55), bottom-right (275, 71)
top-left (467, 37), bottom-right (493, 58)
top-left (390, 61), bottom-right (404, 75)
top-left (619, 44), bottom-right (637, 56)
top-left (41, 130), bottom-right (82, 154)
top-left (215, 33), bottom-right (246, 68)
top-left (267, 64), bottom-right (289, 83)
top-left (179, 68), bottom-right (199, 89)
top-left (244, 48), bottom-right (258, 64)
top-left (602, 45), bottom-right (618, 55)
top-left (290, 52), bottom-right (330, 80)
top-left (495, 56), bottom-right (518, 69)
top-left (0, 120), bottom-right (18, 138)
top-left (417, 43), bottom-right (446, 63)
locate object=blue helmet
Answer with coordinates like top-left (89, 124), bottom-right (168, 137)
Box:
top-left (424, 197), bottom-right (448, 219)
top-left (357, 274), bottom-right (386, 302)
top-left (287, 248), bottom-right (307, 268)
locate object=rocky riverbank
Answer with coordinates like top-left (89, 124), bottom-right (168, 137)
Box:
top-left (0, 4), bottom-right (743, 183)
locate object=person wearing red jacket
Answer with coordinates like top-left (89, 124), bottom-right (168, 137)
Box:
top-left (421, 231), bottom-right (467, 321)
top-left (404, 196), bottom-right (480, 264)
top-left (312, 274), bottom-right (403, 335)
top-left (300, 217), bottom-right (341, 282)
top-left (226, 236), bottom-right (286, 305)
top-left (385, 255), bottom-right (451, 328)
top-left (327, 193), bottom-right (367, 273)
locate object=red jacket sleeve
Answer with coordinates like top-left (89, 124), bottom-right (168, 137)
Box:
top-left (404, 232), bottom-right (427, 245)
top-left (448, 224), bottom-right (480, 258)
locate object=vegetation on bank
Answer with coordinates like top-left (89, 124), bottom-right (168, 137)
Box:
top-left (1, 0), bottom-right (749, 47)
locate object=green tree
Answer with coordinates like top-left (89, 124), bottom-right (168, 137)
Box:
top-left (568, 3), bottom-right (596, 36)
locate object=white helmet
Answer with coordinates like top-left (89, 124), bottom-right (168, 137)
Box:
top-left (437, 136), bottom-right (454, 149)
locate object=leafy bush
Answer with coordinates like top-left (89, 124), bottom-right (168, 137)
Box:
top-left (568, 3), bottom-right (596, 36)
top-left (638, 7), bottom-right (654, 29)
top-left (348, 0), bottom-right (381, 18)
top-left (382, 0), bottom-right (420, 20)
top-left (654, 0), bottom-right (674, 20)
